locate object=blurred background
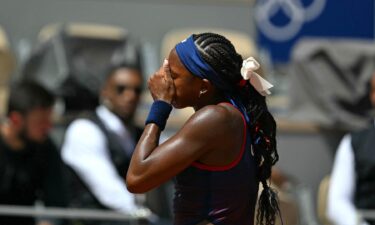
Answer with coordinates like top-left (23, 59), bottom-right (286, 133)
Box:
top-left (0, 0), bottom-right (374, 224)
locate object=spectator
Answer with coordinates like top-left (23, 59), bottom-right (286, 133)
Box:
top-left (61, 62), bottom-right (144, 223)
top-left (327, 73), bottom-right (375, 225)
top-left (0, 81), bottom-right (67, 225)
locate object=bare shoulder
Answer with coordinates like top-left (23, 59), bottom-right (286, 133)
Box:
top-left (191, 105), bottom-right (233, 122)
top-left (175, 103), bottom-right (245, 159)
top-left (182, 104), bottom-right (243, 134)
top-left (196, 104), bottom-right (232, 120)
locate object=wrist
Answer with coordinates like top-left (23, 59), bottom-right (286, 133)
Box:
top-left (153, 97), bottom-right (172, 104)
top-left (145, 100), bottom-right (173, 131)
top-left (155, 99), bottom-right (172, 104)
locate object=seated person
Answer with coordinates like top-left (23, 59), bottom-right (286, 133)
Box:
top-left (327, 73), bottom-right (375, 225)
top-left (61, 62), bottom-right (144, 218)
top-left (0, 81), bottom-right (67, 225)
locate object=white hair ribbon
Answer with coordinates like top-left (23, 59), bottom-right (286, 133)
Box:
top-left (240, 57), bottom-right (274, 96)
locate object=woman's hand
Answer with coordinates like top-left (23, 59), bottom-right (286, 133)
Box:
top-left (148, 59), bottom-right (175, 104)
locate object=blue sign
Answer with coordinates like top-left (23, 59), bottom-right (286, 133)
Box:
top-left (255, 0), bottom-right (374, 64)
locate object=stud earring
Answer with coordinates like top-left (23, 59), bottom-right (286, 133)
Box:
top-left (198, 90), bottom-right (207, 98)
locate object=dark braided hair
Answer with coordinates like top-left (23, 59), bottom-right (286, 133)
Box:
top-left (193, 32), bottom-right (280, 225)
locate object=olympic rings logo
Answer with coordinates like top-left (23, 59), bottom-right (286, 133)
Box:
top-left (255, 0), bottom-right (326, 42)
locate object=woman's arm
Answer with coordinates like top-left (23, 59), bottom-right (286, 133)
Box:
top-left (127, 59), bottom-right (243, 193)
top-left (126, 105), bottom-right (233, 193)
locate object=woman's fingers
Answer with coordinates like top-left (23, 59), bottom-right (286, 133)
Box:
top-left (147, 59), bottom-right (175, 103)
top-left (163, 59), bottom-right (174, 86)
top-left (163, 59), bottom-right (170, 78)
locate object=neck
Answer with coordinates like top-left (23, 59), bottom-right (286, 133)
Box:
top-left (102, 104), bottom-right (134, 127)
top-left (118, 114), bottom-right (135, 128)
top-left (1, 122), bottom-right (25, 150)
top-left (120, 118), bottom-right (132, 127)
top-left (193, 92), bottom-right (227, 111)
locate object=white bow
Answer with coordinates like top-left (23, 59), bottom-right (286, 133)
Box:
top-left (240, 57), bottom-right (273, 96)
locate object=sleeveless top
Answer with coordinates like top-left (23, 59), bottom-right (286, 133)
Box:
top-left (173, 103), bottom-right (259, 225)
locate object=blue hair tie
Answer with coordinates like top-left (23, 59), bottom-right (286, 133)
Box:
top-left (145, 100), bottom-right (172, 131)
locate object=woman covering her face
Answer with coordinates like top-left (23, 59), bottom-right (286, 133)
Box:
top-left (127, 32), bottom-right (280, 225)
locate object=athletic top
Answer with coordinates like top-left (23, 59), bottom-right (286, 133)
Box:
top-left (173, 103), bottom-right (259, 225)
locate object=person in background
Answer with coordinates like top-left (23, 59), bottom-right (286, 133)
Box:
top-left (0, 81), bottom-right (67, 225)
top-left (127, 32), bottom-right (280, 225)
top-left (61, 62), bottom-right (144, 224)
top-left (327, 73), bottom-right (375, 225)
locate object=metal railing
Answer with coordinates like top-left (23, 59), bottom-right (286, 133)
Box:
top-left (0, 204), bottom-right (153, 223)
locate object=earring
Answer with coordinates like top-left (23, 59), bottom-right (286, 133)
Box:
top-left (198, 90), bottom-right (207, 98)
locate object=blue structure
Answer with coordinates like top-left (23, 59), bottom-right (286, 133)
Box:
top-left (255, 0), bottom-right (374, 64)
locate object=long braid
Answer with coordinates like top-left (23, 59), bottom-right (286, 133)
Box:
top-left (193, 33), bottom-right (280, 225)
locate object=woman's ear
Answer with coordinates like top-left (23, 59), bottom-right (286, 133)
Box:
top-left (200, 79), bottom-right (213, 95)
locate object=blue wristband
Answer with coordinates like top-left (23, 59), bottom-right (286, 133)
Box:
top-left (145, 100), bottom-right (173, 131)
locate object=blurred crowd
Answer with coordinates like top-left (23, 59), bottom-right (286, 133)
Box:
top-left (0, 24), bottom-right (158, 225)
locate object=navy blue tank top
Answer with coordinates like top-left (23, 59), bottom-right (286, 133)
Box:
top-left (173, 103), bottom-right (259, 225)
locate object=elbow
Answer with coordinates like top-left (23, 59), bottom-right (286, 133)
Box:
top-left (126, 173), bottom-right (150, 194)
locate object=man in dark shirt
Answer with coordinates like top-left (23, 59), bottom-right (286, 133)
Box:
top-left (0, 81), bottom-right (67, 225)
top-left (327, 73), bottom-right (375, 225)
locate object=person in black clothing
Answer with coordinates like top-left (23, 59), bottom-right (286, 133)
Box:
top-left (61, 62), bottom-right (144, 224)
top-left (0, 81), bottom-right (67, 225)
top-left (327, 73), bottom-right (375, 225)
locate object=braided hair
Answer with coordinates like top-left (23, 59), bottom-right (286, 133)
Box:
top-left (193, 32), bottom-right (280, 225)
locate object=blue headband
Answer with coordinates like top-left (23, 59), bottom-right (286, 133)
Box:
top-left (175, 35), bottom-right (250, 123)
top-left (175, 35), bottom-right (231, 92)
